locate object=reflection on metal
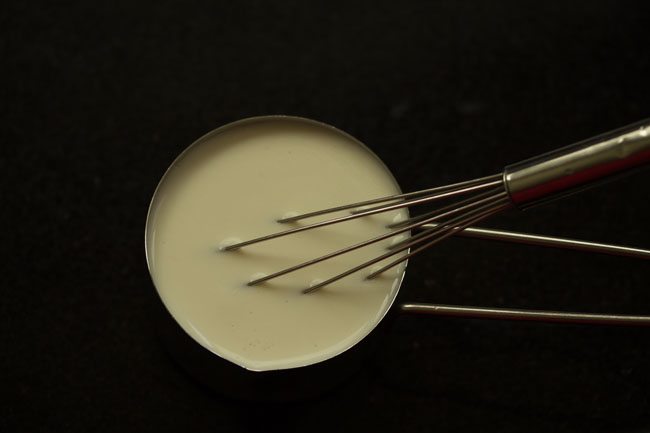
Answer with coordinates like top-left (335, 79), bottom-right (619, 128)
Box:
top-left (400, 303), bottom-right (650, 326)
top-left (421, 224), bottom-right (650, 260)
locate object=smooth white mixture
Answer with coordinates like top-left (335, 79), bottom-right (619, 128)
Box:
top-left (146, 117), bottom-right (408, 371)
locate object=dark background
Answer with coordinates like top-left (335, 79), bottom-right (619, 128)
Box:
top-left (2, 1), bottom-right (650, 432)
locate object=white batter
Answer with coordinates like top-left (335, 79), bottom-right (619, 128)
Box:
top-left (146, 117), bottom-right (408, 371)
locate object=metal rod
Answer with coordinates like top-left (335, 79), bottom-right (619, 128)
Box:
top-left (303, 195), bottom-right (510, 294)
top-left (386, 187), bottom-right (502, 229)
top-left (247, 191), bottom-right (505, 286)
top-left (223, 178), bottom-right (503, 251)
top-left (387, 191), bottom-right (509, 251)
top-left (366, 200), bottom-right (511, 279)
top-left (421, 224), bottom-right (650, 260)
top-left (351, 178), bottom-right (502, 215)
top-left (400, 303), bottom-right (650, 326)
top-left (276, 173), bottom-right (502, 223)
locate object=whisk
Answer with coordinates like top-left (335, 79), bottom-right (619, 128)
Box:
top-left (223, 119), bottom-right (650, 296)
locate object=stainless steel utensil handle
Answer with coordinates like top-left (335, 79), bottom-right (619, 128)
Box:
top-left (504, 119), bottom-right (650, 208)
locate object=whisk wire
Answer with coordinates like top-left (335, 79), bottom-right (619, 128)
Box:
top-left (349, 178), bottom-right (503, 215)
top-left (303, 192), bottom-right (510, 294)
top-left (386, 191), bottom-right (509, 251)
top-left (276, 173), bottom-right (502, 223)
top-left (366, 199), bottom-right (512, 279)
top-left (247, 189), bottom-right (506, 286)
top-left (224, 176), bottom-right (503, 251)
top-left (386, 187), bottom-right (503, 230)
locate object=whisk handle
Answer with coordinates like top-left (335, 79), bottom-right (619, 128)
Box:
top-left (503, 119), bottom-right (650, 208)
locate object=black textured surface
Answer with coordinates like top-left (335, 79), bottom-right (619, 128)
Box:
top-left (2, 1), bottom-right (650, 432)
